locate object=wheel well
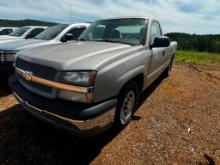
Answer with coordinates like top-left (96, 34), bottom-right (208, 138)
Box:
top-left (120, 74), bottom-right (144, 93)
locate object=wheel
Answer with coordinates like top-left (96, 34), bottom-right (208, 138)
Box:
top-left (114, 81), bottom-right (140, 127)
top-left (163, 56), bottom-right (174, 78)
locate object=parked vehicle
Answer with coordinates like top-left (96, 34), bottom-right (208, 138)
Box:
top-left (9, 17), bottom-right (177, 137)
top-left (0, 23), bottom-right (90, 76)
top-left (0, 27), bottom-right (18, 35)
top-left (0, 26), bottom-right (47, 43)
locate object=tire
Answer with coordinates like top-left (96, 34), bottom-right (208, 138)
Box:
top-left (114, 81), bottom-right (140, 127)
top-left (163, 56), bottom-right (174, 78)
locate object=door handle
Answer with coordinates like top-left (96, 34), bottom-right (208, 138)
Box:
top-left (162, 51), bottom-right (165, 56)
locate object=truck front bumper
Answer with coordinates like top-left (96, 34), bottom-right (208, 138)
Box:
top-left (9, 75), bottom-right (117, 137)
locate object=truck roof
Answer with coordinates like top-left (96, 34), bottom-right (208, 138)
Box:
top-left (99, 16), bottom-right (154, 21)
top-left (0, 27), bottom-right (18, 29)
top-left (68, 23), bottom-right (91, 28)
top-left (21, 26), bottom-right (48, 29)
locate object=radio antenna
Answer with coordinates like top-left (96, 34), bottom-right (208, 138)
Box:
top-left (69, 3), bottom-right (72, 23)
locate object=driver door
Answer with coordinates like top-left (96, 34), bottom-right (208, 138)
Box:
top-left (147, 21), bottom-right (165, 80)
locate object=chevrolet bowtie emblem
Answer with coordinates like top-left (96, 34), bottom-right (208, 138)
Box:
top-left (23, 71), bottom-right (33, 81)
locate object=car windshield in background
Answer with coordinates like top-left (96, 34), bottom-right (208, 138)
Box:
top-left (35, 24), bottom-right (68, 40)
top-left (79, 18), bottom-right (147, 46)
top-left (9, 27), bottom-right (30, 37)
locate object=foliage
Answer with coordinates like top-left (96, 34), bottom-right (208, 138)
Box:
top-left (166, 33), bottom-right (220, 53)
top-left (0, 19), bottom-right (57, 27)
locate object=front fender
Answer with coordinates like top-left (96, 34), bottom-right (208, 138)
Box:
top-left (94, 47), bottom-right (150, 103)
top-left (117, 65), bottom-right (145, 91)
top-left (94, 65), bottom-right (146, 102)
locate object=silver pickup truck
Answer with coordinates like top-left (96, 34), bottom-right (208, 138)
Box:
top-left (9, 17), bottom-right (177, 137)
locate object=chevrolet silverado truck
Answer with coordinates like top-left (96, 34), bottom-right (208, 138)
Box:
top-left (0, 23), bottom-right (90, 78)
top-left (9, 17), bottom-right (177, 137)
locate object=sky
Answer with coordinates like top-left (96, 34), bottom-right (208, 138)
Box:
top-left (0, 0), bottom-right (219, 34)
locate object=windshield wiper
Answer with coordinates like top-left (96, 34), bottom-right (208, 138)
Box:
top-left (78, 38), bottom-right (133, 45)
top-left (101, 39), bottom-right (131, 45)
top-left (78, 38), bottom-right (89, 41)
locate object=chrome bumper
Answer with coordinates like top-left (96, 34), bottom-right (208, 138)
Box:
top-left (13, 92), bottom-right (116, 136)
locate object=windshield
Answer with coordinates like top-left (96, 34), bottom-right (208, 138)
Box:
top-left (79, 18), bottom-right (147, 46)
top-left (9, 27), bottom-right (30, 37)
top-left (35, 24), bottom-right (68, 40)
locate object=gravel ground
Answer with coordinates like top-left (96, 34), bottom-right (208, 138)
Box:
top-left (0, 63), bottom-right (219, 165)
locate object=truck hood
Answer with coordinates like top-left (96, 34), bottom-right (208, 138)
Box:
top-left (18, 41), bottom-right (141, 71)
top-left (0, 39), bottom-right (48, 51)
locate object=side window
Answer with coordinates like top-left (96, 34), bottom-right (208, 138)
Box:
top-left (88, 25), bottom-right (105, 40)
top-left (150, 21), bottom-right (162, 45)
top-left (0, 29), bottom-right (13, 35)
top-left (28, 28), bottom-right (45, 38)
top-left (67, 27), bottom-right (86, 39)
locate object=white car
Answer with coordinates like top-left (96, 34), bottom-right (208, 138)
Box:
top-left (0, 26), bottom-right (47, 43)
top-left (0, 23), bottom-right (90, 52)
top-left (0, 23), bottom-right (90, 74)
top-left (0, 27), bottom-right (18, 35)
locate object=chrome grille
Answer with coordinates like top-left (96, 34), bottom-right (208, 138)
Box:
top-left (16, 58), bottom-right (57, 97)
top-left (18, 74), bottom-right (53, 94)
top-left (16, 58), bottom-right (56, 80)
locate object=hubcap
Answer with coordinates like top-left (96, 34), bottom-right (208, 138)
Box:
top-left (120, 91), bottom-right (135, 125)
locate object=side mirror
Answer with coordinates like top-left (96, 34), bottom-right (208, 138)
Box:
top-left (151, 36), bottom-right (170, 48)
top-left (25, 34), bottom-right (34, 39)
top-left (62, 33), bottom-right (75, 42)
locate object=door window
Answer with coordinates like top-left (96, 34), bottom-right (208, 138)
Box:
top-left (150, 22), bottom-right (162, 45)
top-left (28, 28), bottom-right (45, 38)
top-left (67, 27), bottom-right (86, 39)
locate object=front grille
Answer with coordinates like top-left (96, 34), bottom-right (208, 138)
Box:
top-left (0, 51), bottom-right (4, 64)
top-left (16, 58), bottom-right (57, 80)
top-left (18, 74), bottom-right (53, 94)
top-left (16, 58), bottom-right (57, 97)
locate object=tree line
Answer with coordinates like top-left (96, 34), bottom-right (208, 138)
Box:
top-left (165, 33), bottom-right (220, 54)
top-left (0, 19), bottom-right (57, 27)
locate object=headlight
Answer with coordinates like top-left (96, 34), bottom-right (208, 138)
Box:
top-left (60, 71), bottom-right (96, 87)
top-left (0, 50), bottom-right (17, 62)
top-left (0, 54), bottom-right (4, 63)
top-left (59, 71), bottom-right (96, 103)
top-left (4, 53), bottom-right (16, 62)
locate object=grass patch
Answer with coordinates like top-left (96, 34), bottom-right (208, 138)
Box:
top-left (175, 51), bottom-right (220, 64)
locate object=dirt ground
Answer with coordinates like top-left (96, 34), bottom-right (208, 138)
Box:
top-left (0, 63), bottom-right (219, 165)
